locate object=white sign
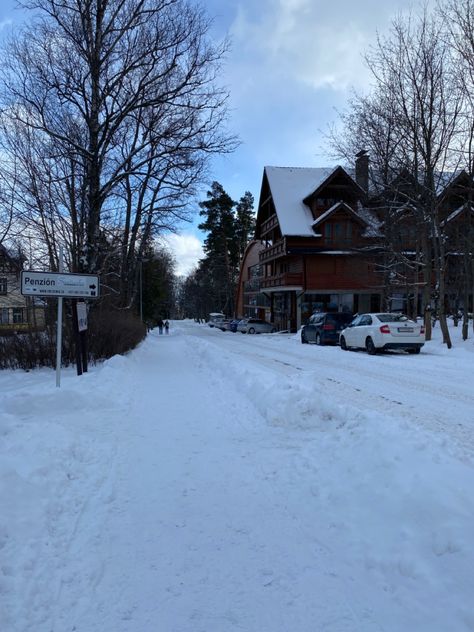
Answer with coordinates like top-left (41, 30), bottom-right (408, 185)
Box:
top-left (21, 271), bottom-right (100, 298)
top-left (76, 301), bottom-right (88, 331)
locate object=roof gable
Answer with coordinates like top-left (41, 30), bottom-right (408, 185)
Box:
top-left (442, 203), bottom-right (474, 226)
top-left (311, 201), bottom-right (368, 229)
top-left (262, 165), bottom-right (363, 237)
top-left (303, 165), bottom-right (366, 204)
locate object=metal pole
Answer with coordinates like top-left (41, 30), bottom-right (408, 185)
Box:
top-left (139, 260), bottom-right (143, 322)
top-left (55, 246), bottom-right (64, 388)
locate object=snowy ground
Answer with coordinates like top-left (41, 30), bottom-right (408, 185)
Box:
top-left (1, 320), bottom-right (474, 631)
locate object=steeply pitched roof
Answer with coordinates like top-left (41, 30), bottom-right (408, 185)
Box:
top-left (263, 165), bottom-right (381, 238)
top-left (264, 166), bottom-right (339, 237)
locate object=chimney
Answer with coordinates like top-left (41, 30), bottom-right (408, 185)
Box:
top-left (355, 150), bottom-right (369, 195)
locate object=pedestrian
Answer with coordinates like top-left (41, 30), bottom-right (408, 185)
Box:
top-left (157, 317), bottom-right (164, 334)
top-left (164, 320), bottom-right (169, 334)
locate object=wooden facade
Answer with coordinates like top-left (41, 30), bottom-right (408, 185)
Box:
top-left (240, 165), bottom-right (383, 331)
top-left (236, 162), bottom-right (474, 332)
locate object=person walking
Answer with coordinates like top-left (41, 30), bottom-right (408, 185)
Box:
top-left (164, 320), bottom-right (169, 334)
top-left (157, 318), bottom-right (164, 334)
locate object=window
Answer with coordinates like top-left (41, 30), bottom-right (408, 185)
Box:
top-left (0, 277), bottom-right (6, 295)
top-left (324, 221), bottom-right (353, 243)
top-left (0, 308), bottom-right (8, 324)
top-left (12, 308), bottom-right (24, 324)
top-left (346, 222), bottom-right (352, 240)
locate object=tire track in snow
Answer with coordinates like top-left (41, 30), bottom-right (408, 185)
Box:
top-left (192, 327), bottom-right (474, 460)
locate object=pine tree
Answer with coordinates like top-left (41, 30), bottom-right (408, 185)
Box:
top-left (198, 182), bottom-right (237, 314)
top-left (235, 192), bottom-right (255, 260)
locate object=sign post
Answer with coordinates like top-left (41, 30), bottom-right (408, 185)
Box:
top-left (20, 266), bottom-right (100, 387)
top-left (56, 248), bottom-right (64, 387)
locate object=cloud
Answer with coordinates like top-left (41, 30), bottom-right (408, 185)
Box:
top-left (230, 0), bottom-right (414, 93)
top-left (161, 233), bottom-right (204, 277)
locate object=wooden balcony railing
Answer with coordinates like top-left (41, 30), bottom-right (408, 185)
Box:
top-left (259, 239), bottom-right (286, 263)
top-left (260, 214), bottom-right (279, 236)
top-left (260, 272), bottom-right (303, 289)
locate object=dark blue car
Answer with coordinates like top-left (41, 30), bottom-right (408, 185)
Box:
top-left (301, 312), bottom-right (353, 345)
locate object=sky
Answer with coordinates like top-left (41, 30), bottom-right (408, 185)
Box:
top-left (3, 319), bottom-right (474, 630)
top-left (0, 0), bottom-right (417, 275)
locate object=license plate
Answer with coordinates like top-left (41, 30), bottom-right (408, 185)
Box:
top-left (398, 327), bottom-right (413, 332)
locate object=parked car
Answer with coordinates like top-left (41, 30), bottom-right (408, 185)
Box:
top-left (236, 318), bottom-right (249, 333)
top-left (215, 319), bottom-right (232, 331)
top-left (239, 318), bottom-right (277, 334)
top-left (207, 312), bottom-right (225, 328)
top-left (339, 313), bottom-right (425, 354)
top-left (228, 319), bottom-right (242, 332)
top-left (301, 312), bottom-right (353, 345)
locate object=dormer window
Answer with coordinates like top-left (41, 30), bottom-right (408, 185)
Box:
top-left (324, 221), bottom-right (353, 243)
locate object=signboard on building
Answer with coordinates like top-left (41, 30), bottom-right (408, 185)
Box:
top-left (21, 271), bottom-right (100, 299)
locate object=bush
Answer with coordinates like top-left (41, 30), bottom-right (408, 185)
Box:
top-left (0, 304), bottom-right (146, 370)
top-left (87, 306), bottom-right (146, 362)
top-left (0, 330), bottom-right (56, 370)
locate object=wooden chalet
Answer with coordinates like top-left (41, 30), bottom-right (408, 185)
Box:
top-left (239, 162), bottom-right (384, 331)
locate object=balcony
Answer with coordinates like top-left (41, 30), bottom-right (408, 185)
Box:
top-left (259, 239), bottom-right (286, 263)
top-left (243, 277), bottom-right (261, 292)
top-left (260, 272), bottom-right (303, 290)
top-left (260, 214), bottom-right (279, 236)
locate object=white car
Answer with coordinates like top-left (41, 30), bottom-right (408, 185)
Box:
top-left (339, 313), bottom-right (425, 354)
top-left (238, 318), bottom-right (277, 334)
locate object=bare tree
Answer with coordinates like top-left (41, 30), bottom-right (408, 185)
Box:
top-left (440, 0), bottom-right (474, 338)
top-left (0, 0), bottom-right (236, 301)
top-left (333, 9), bottom-right (462, 346)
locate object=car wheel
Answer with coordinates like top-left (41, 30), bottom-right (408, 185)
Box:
top-left (366, 337), bottom-right (377, 355)
top-left (340, 336), bottom-right (348, 351)
top-left (248, 327), bottom-right (256, 334)
top-left (301, 332), bottom-right (308, 344)
top-left (315, 333), bottom-right (323, 345)
top-left (271, 328), bottom-right (276, 333)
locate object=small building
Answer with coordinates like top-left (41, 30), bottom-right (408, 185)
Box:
top-left (235, 240), bottom-right (270, 320)
top-left (0, 245), bottom-right (45, 333)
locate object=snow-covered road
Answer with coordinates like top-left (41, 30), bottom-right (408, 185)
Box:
top-left (197, 322), bottom-right (474, 459)
top-left (2, 321), bottom-right (474, 631)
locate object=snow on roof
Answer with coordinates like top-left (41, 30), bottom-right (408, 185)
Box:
top-left (311, 201), bottom-right (365, 228)
top-left (442, 203), bottom-right (474, 225)
top-left (264, 166), bottom-right (337, 236)
top-left (357, 206), bottom-right (383, 237)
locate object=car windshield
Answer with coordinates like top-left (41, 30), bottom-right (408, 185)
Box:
top-left (376, 313), bottom-right (411, 323)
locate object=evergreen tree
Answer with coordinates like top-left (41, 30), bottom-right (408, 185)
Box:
top-left (235, 192), bottom-right (255, 260)
top-left (140, 246), bottom-right (176, 325)
top-left (198, 182), bottom-right (238, 314)
top-left (179, 182), bottom-right (255, 319)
